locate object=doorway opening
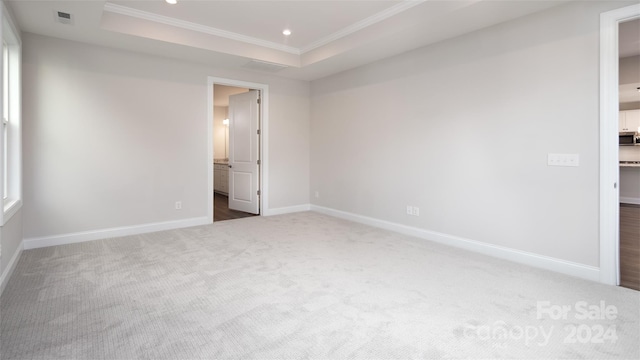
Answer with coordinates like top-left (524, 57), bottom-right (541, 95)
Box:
top-left (617, 18), bottom-right (640, 291)
top-left (599, 4), bottom-right (640, 287)
top-left (207, 77), bottom-right (269, 223)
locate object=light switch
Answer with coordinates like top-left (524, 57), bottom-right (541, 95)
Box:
top-left (548, 153), bottom-right (580, 167)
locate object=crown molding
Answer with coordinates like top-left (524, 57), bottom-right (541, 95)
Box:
top-left (299, 0), bottom-right (426, 54)
top-left (103, 2), bottom-right (301, 55)
top-left (103, 1), bottom-right (425, 58)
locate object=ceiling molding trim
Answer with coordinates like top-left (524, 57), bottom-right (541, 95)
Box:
top-left (103, 2), bottom-right (301, 55)
top-left (299, 0), bottom-right (426, 54)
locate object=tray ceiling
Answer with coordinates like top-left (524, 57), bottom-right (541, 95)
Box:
top-left (8, 0), bottom-right (574, 81)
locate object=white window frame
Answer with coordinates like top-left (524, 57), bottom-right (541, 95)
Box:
top-left (0, 2), bottom-right (22, 226)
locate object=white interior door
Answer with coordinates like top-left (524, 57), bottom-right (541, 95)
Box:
top-left (228, 90), bottom-right (260, 214)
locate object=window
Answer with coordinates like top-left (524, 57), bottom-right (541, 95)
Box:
top-left (1, 4), bottom-right (22, 225)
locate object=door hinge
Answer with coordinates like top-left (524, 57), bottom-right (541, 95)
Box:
top-left (257, 129), bottom-right (260, 135)
top-left (257, 98), bottom-right (261, 105)
top-left (257, 159), bottom-right (261, 165)
top-left (257, 190), bottom-right (261, 196)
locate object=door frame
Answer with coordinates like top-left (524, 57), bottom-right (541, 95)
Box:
top-left (599, 3), bottom-right (640, 285)
top-left (207, 77), bottom-right (269, 223)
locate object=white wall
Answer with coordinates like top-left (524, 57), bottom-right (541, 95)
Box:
top-left (213, 106), bottom-right (228, 160)
top-left (620, 55), bottom-right (639, 86)
top-left (619, 56), bottom-right (640, 110)
top-left (22, 33), bottom-right (310, 240)
top-left (310, 1), bottom-right (637, 268)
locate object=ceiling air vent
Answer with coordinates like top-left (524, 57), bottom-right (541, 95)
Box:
top-left (242, 60), bottom-right (288, 73)
top-left (54, 11), bottom-right (73, 25)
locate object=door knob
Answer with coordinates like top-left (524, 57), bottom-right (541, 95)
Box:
top-left (228, 164), bottom-right (232, 168)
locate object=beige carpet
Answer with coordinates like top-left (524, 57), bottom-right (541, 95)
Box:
top-left (1, 212), bottom-right (638, 359)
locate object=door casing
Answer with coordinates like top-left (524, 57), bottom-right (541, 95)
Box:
top-left (599, 3), bottom-right (640, 285)
top-left (207, 77), bottom-right (269, 223)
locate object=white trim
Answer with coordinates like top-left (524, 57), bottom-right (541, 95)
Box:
top-left (1, 3), bottom-right (20, 46)
top-left (599, 4), bottom-right (640, 286)
top-left (312, 205), bottom-right (600, 282)
top-left (299, 0), bottom-right (426, 54)
top-left (104, 3), bottom-right (300, 55)
top-left (2, 198), bottom-right (20, 222)
top-left (23, 217), bottom-right (209, 250)
top-left (0, 238), bottom-right (22, 296)
top-left (1, 2), bottom-right (22, 226)
top-left (263, 204), bottom-right (311, 216)
top-left (207, 77), bottom-right (269, 220)
top-left (620, 196), bottom-right (640, 205)
top-left (103, 1), bottom-right (425, 56)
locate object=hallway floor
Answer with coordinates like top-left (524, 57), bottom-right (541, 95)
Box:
top-left (214, 192), bottom-right (259, 222)
top-left (620, 203), bottom-right (640, 291)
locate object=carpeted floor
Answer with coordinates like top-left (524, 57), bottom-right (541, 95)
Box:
top-left (1, 212), bottom-right (639, 359)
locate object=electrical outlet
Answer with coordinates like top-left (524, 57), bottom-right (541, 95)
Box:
top-left (175, 201), bottom-right (182, 210)
top-left (407, 206), bottom-right (420, 216)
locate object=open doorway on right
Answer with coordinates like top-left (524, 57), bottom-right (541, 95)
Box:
top-left (618, 18), bottom-right (640, 291)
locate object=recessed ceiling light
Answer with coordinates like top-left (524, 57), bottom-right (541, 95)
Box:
top-left (166, 0), bottom-right (177, 4)
top-left (282, 29), bottom-right (292, 36)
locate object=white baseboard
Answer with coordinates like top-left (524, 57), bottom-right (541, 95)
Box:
top-left (0, 240), bottom-right (23, 296)
top-left (263, 204), bottom-right (311, 216)
top-left (311, 205), bottom-right (600, 282)
top-left (620, 196), bottom-right (640, 205)
top-left (23, 217), bottom-right (210, 250)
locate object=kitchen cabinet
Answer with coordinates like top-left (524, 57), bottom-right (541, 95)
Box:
top-left (619, 109), bottom-right (640, 132)
top-left (214, 163), bottom-right (229, 194)
top-left (619, 166), bottom-right (640, 204)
